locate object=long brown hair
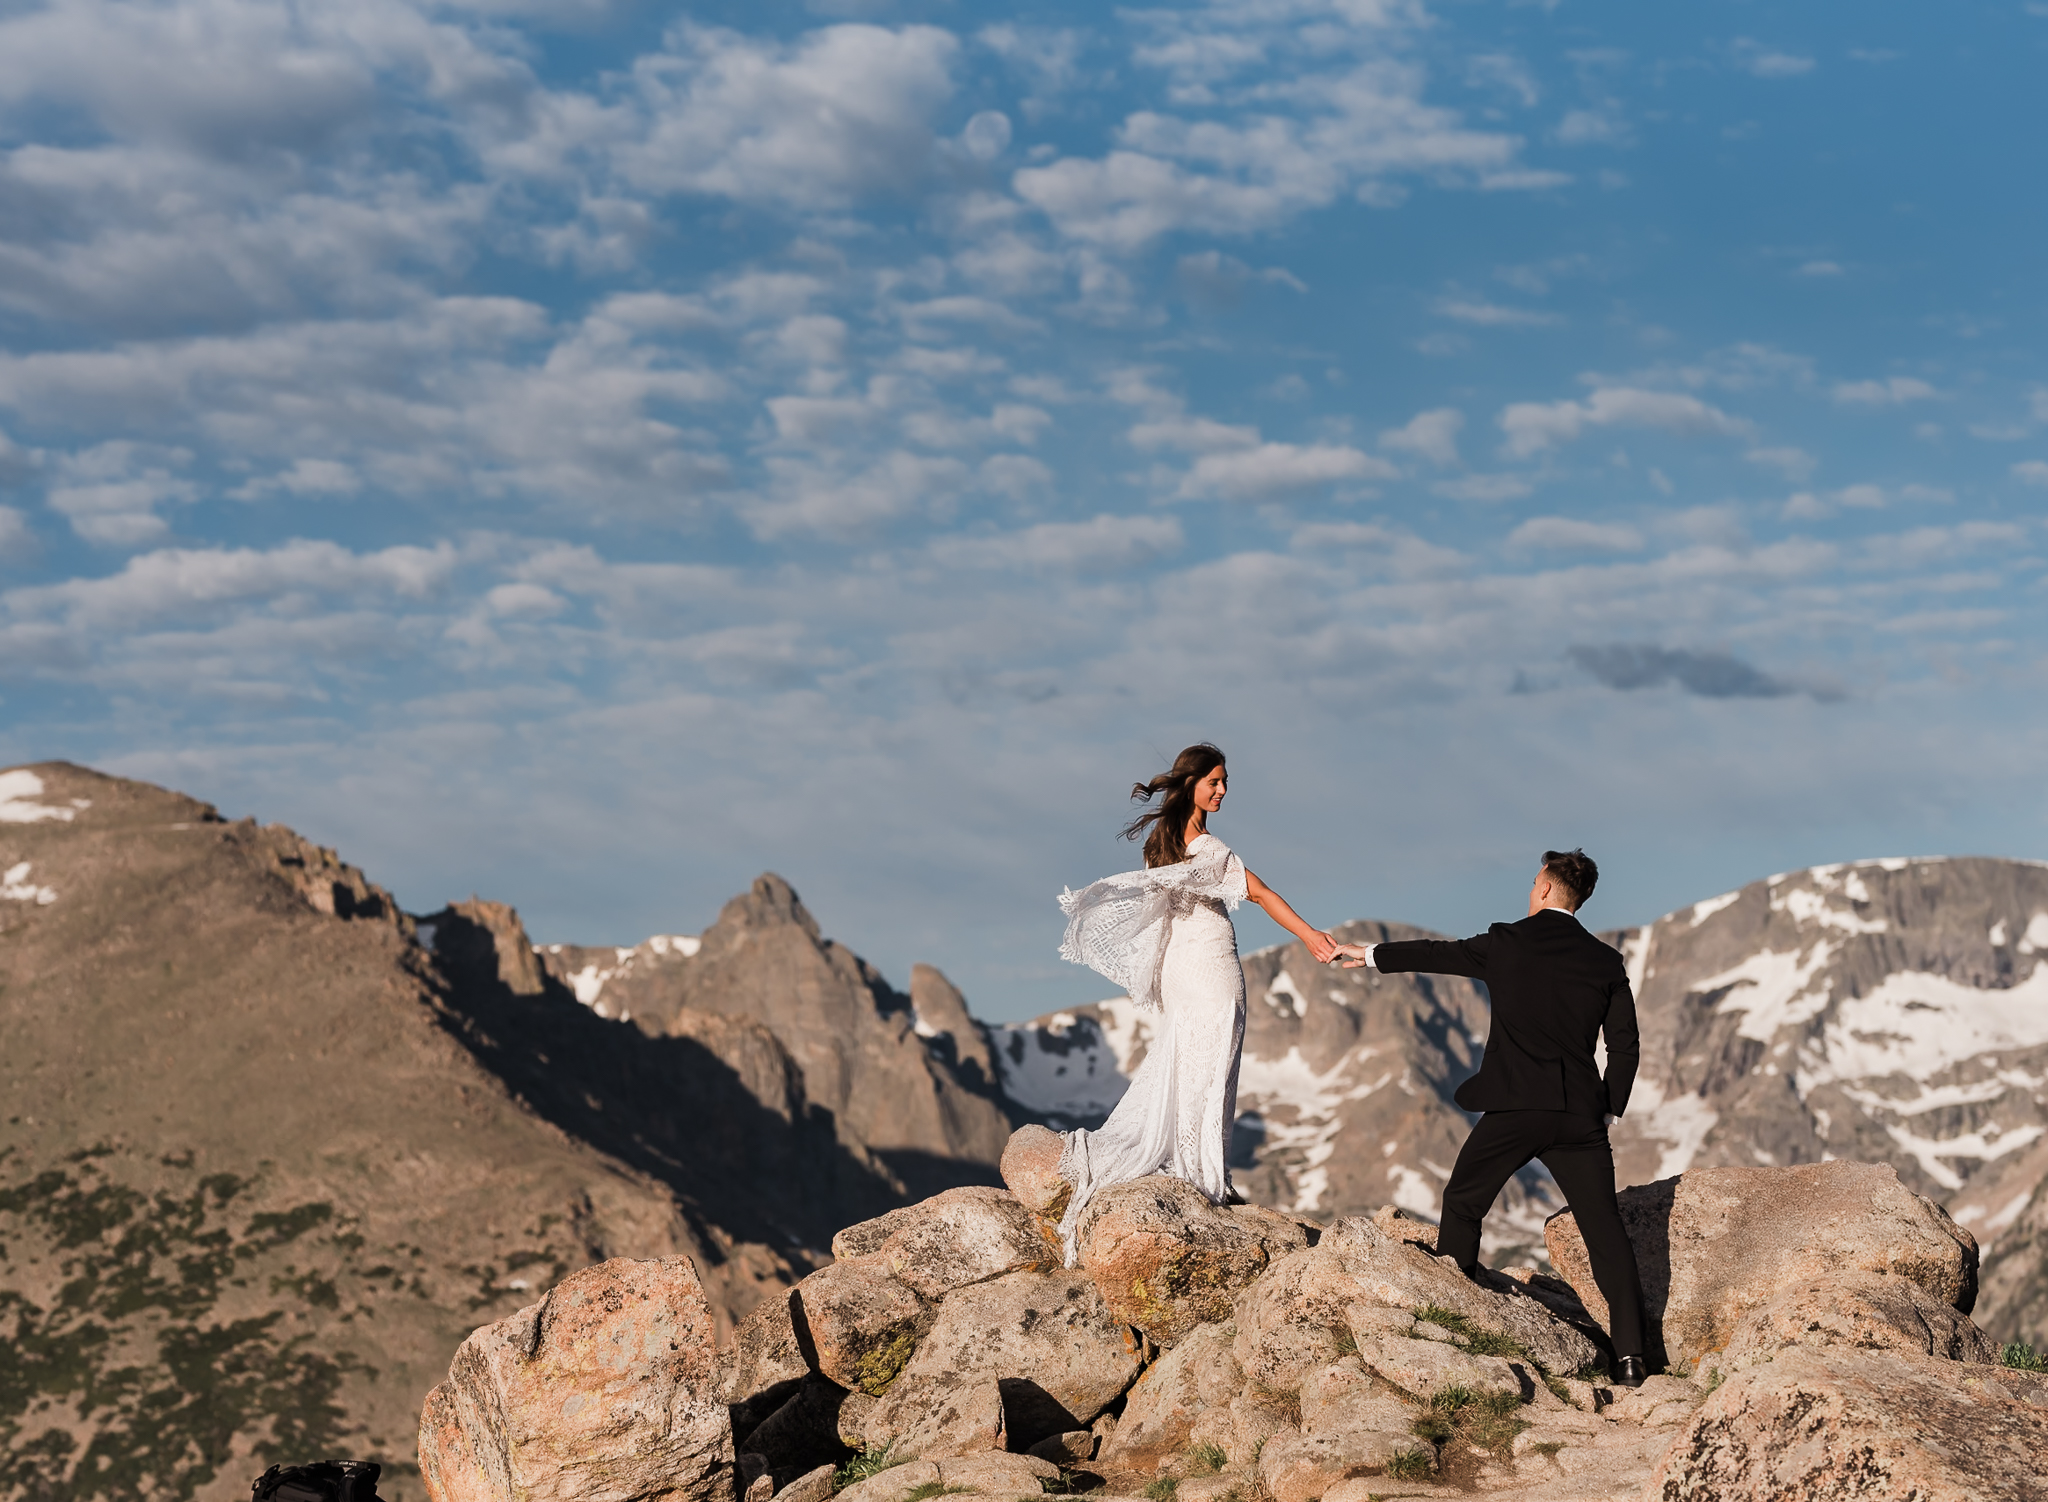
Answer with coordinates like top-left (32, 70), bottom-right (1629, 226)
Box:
top-left (1121, 743), bottom-right (1226, 869)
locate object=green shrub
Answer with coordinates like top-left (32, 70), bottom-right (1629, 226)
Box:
top-left (901, 1485), bottom-right (967, 1502)
top-left (1186, 1444), bottom-right (1228, 1477)
top-left (1385, 1446), bottom-right (1435, 1481)
top-left (833, 1446), bottom-right (906, 1493)
top-left (1144, 1478), bottom-right (1179, 1501)
top-left (2003, 1342), bottom-right (2048, 1373)
top-left (1407, 1305), bottom-right (1527, 1360)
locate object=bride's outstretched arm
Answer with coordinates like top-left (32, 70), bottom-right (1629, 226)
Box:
top-left (1244, 870), bottom-right (1339, 963)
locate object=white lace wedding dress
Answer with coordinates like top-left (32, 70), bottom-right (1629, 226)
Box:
top-left (1052, 832), bottom-right (1248, 1265)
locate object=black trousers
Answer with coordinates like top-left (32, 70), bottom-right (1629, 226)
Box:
top-left (1436, 1109), bottom-right (1646, 1360)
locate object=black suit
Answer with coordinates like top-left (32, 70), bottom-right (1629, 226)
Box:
top-left (1374, 908), bottom-right (1646, 1359)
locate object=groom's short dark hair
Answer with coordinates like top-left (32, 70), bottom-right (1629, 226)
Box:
top-left (1542, 849), bottom-right (1598, 910)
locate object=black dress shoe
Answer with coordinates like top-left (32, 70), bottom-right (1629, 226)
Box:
top-left (1613, 1355), bottom-right (1648, 1388)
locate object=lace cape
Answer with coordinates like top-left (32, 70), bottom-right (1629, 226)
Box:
top-left (1056, 833), bottom-right (1247, 1012)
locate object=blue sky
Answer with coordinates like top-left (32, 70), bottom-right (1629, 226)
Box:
top-left (1, 0), bottom-right (2045, 1020)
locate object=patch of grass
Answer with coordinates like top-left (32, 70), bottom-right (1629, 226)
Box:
top-left (1409, 1385), bottom-right (1526, 1461)
top-left (834, 1446), bottom-right (907, 1493)
top-left (901, 1485), bottom-right (968, 1502)
top-left (1332, 1323), bottom-right (1359, 1358)
top-left (1571, 1362), bottom-right (1609, 1383)
top-left (1186, 1444), bottom-right (1228, 1477)
top-left (1542, 1374), bottom-right (1575, 1405)
top-left (1408, 1305), bottom-right (1526, 1360)
top-left (1248, 1381), bottom-right (1301, 1427)
top-left (1144, 1478), bottom-right (1179, 1501)
top-left (2003, 1342), bottom-right (2048, 1373)
top-left (1385, 1446), bottom-right (1435, 1481)
top-left (1700, 1365), bottom-right (1726, 1396)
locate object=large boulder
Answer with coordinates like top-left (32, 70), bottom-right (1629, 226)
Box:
top-left (791, 1260), bottom-right (930, 1396)
top-left (1078, 1174), bottom-right (1312, 1345)
top-left (1320, 1216), bottom-right (1602, 1377)
top-left (831, 1185), bottom-right (1055, 1298)
top-left (1726, 1272), bottom-right (2000, 1366)
top-left (1651, 1345), bottom-right (2048, 1500)
top-left (418, 1257), bottom-right (734, 1502)
top-left (860, 1269), bottom-right (1142, 1453)
top-left (1096, 1321), bottom-right (1243, 1470)
top-left (1257, 1426), bottom-right (1428, 1502)
top-left (721, 1292), bottom-right (811, 1407)
top-left (853, 1375), bottom-right (1007, 1459)
top-left (999, 1124), bottom-right (1071, 1229)
top-left (1545, 1162), bottom-right (1981, 1372)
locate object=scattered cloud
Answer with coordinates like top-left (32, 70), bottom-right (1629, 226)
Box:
top-left (1832, 377), bottom-right (1938, 406)
top-left (2014, 461), bottom-right (2048, 487)
top-left (1436, 298), bottom-right (1563, 328)
top-left (1507, 517), bottom-right (1644, 553)
top-left (1499, 387), bottom-right (1754, 457)
top-left (1379, 408), bottom-right (1463, 467)
top-left (1746, 446), bottom-right (1816, 480)
top-left (1568, 643), bottom-right (1808, 699)
top-left (1177, 442), bottom-right (1394, 501)
top-left (1734, 41), bottom-right (1817, 79)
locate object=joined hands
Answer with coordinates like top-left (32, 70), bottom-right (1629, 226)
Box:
top-left (1330, 941), bottom-right (1373, 969)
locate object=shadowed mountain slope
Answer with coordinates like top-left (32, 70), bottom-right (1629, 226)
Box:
top-left (0, 764), bottom-right (908, 1502)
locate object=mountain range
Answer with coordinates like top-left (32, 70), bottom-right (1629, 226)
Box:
top-left (3, 761), bottom-right (2045, 1501)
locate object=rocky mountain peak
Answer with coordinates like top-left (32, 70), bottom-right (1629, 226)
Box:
top-left (711, 872), bottom-right (824, 946)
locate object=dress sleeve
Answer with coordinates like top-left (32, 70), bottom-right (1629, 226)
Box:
top-left (1057, 869), bottom-right (1175, 1012)
top-left (1055, 838), bottom-right (1245, 1012)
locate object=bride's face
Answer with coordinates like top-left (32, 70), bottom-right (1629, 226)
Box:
top-left (1194, 764), bottom-right (1228, 814)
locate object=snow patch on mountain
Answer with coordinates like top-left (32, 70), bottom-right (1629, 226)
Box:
top-left (1236, 1044), bottom-right (1394, 1212)
top-left (2, 861), bottom-right (57, 903)
top-left (0, 770), bottom-right (77, 824)
top-left (1803, 963), bottom-right (2048, 1086)
top-left (990, 1001), bottom-right (1150, 1121)
top-left (1882, 1121), bottom-right (2046, 1192)
top-left (1690, 891), bottom-right (1740, 927)
top-left (1698, 940), bottom-right (1837, 1041)
top-left (1624, 1076), bottom-right (1721, 1178)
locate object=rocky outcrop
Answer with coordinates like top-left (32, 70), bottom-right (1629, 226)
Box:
top-left (1074, 1175), bottom-right (1312, 1345)
top-left (548, 875), bottom-right (1015, 1195)
top-left (1545, 1160), bottom-right (1983, 1371)
top-left (1652, 1345), bottom-right (2048, 1501)
top-left (419, 1257), bottom-right (733, 1502)
top-left (423, 1159), bottom-right (2048, 1502)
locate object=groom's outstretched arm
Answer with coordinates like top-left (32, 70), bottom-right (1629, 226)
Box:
top-left (1353, 929), bottom-right (1498, 978)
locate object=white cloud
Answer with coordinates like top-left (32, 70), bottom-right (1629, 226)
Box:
top-left (2013, 461), bottom-right (2048, 487)
top-left (611, 24), bottom-right (960, 210)
top-left (1507, 517), bottom-right (1645, 553)
top-left (1734, 41), bottom-right (1816, 78)
top-left (1499, 387), bottom-right (1755, 457)
top-left (931, 514), bottom-right (1184, 572)
top-left (1012, 56), bottom-right (1529, 249)
top-left (1436, 299), bottom-right (1562, 328)
top-left (1832, 377), bottom-right (1938, 406)
top-left (1177, 442), bottom-right (1395, 500)
top-left (1555, 109), bottom-right (1628, 146)
top-left (1746, 446), bottom-right (1816, 480)
top-left (1379, 408), bottom-right (1462, 467)
top-left (0, 505), bottom-right (31, 559)
top-left (1797, 260), bottom-right (1843, 277)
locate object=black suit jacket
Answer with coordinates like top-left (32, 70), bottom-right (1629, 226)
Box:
top-left (1374, 910), bottom-right (1639, 1119)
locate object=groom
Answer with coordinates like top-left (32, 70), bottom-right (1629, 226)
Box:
top-left (1331, 849), bottom-right (1649, 1387)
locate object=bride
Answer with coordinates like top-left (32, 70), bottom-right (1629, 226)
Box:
top-left (1052, 743), bottom-right (1338, 1263)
